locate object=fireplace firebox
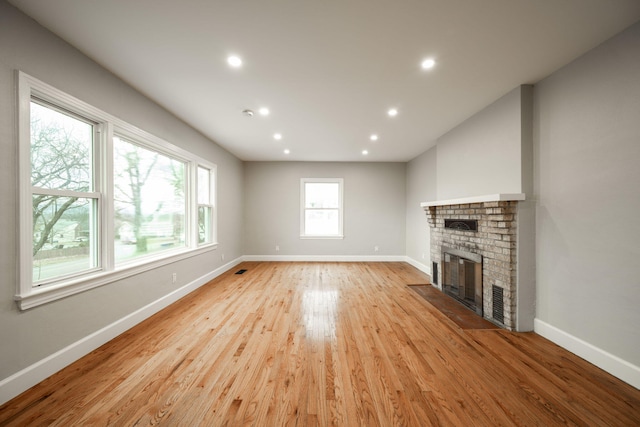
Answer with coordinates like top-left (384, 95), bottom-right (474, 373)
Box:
top-left (442, 246), bottom-right (482, 315)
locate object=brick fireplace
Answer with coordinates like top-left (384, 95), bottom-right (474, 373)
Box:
top-left (422, 194), bottom-right (530, 330)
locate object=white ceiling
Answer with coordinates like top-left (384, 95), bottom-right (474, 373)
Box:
top-left (9, 0), bottom-right (640, 162)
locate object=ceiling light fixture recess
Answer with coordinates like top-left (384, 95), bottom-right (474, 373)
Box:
top-left (259, 107), bottom-right (270, 116)
top-left (370, 134), bottom-right (378, 141)
top-left (362, 150), bottom-right (369, 155)
top-left (242, 109), bottom-right (254, 117)
top-left (274, 133), bottom-right (282, 140)
top-left (388, 108), bottom-right (398, 117)
top-left (284, 149), bottom-right (290, 154)
top-left (421, 58), bottom-right (436, 70)
top-left (227, 55), bottom-right (242, 68)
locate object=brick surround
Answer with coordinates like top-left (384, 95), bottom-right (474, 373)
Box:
top-left (426, 201), bottom-right (518, 329)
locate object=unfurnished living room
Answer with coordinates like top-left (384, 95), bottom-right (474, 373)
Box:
top-left (1, 1), bottom-right (639, 425)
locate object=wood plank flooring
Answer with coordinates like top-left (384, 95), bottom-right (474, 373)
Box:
top-left (407, 284), bottom-right (499, 330)
top-left (1, 262), bottom-right (639, 426)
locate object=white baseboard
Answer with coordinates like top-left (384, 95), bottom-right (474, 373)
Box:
top-left (404, 257), bottom-right (432, 278)
top-left (0, 257), bottom-right (243, 406)
top-left (534, 318), bottom-right (640, 389)
top-left (243, 254), bottom-right (406, 262)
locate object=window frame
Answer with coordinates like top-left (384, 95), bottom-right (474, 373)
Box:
top-left (300, 178), bottom-right (344, 239)
top-left (29, 98), bottom-right (103, 284)
top-left (16, 71), bottom-right (218, 310)
top-left (196, 165), bottom-right (216, 246)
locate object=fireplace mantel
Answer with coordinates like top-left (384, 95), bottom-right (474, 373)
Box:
top-left (420, 193), bottom-right (525, 208)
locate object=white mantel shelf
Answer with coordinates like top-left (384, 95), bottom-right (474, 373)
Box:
top-left (420, 193), bottom-right (525, 208)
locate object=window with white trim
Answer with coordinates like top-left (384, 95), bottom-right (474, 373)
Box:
top-left (17, 71), bottom-right (217, 309)
top-left (30, 100), bottom-right (101, 283)
top-left (113, 135), bottom-right (187, 264)
top-left (197, 166), bottom-right (215, 245)
top-left (300, 178), bottom-right (344, 239)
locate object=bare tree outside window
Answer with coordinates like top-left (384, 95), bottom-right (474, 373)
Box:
top-left (113, 136), bottom-right (186, 263)
top-left (19, 73), bottom-right (218, 304)
top-left (30, 101), bottom-right (96, 282)
top-left (114, 139), bottom-right (158, 253)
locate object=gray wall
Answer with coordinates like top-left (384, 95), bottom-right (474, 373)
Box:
top-left (405, 86), bottom-right (536, 330)
top-left (405, 147), bottom-right (437, 271)
top-left (534, 22), bottom-right (640, 365)
top-left (405, 86), bottom-right (530, 273)
top-left (0, 2), bottom-right (244, 380)
top-left (436, 87), bottom-right (524, 200)
top-left (244, 162), bottom-right (406, 256)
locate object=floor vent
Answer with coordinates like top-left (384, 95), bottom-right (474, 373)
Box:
top-left (235, 269), bottom-right (247, 275)
top-left (432, 262), bottom-right (438, 285)
top-left (492, 285), bottom-right (504, 324)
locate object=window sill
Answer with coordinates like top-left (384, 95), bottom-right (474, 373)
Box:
top-left (15, 243), bottom-right (218, 310)
top-left (299, 235), bottom-right (344, 240)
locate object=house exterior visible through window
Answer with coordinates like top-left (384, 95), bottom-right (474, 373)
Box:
top-left (113, 136), bottom-right (187, 264)
top-left (300, 178), bottom-right (344, 239)
top-left (30, 100), bottom-right (100, 283)
top-left (17, 71), bottom-right (217, 309)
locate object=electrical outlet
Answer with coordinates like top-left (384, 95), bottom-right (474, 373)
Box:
top-left (374, 245), bottom-right (379, 252)
top-left (275, 245), bottom-right (280, 252)
top-left (172, 273), bottom-right (177, 284)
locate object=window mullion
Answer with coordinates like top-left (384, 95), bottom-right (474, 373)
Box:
top-left (101, 122), bottom-right (115, 272)
top-left (189, 161), bottom-right (197, 248)
top-left (31, 187), bottom-right (100, 198)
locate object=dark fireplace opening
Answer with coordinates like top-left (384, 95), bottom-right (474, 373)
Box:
top-left (442, 247), bottom-right (482, 315)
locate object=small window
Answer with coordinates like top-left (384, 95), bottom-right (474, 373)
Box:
top-left (197, 166), bottom-right (215, 245)
top-left (300, 178), bottom-right (343, 239)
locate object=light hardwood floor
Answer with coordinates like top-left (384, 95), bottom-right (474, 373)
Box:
top-left (1, 262), bottom-right (639, 426)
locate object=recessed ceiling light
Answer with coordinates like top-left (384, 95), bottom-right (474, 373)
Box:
top-left (370, 134), bottom-right (378, 141)
top-left (388, 108), bottom-right (398, 117)
top-left (421, 58), bottom-right (436, 70)
top-left (274, 133), bottom-right (282, 140)
top-left (284, 149), bottom-right (290, 154)
top-left (242, 109), bottom-right (254, 117)
top-left (362, 150), bottom-right (369, 155)
top-left (227, 55), bottom-right (242, 68)
top-left (259, 107), bottom-right (270, 116)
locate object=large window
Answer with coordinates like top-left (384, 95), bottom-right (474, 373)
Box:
top-left (30, 100), bottom-right (100, 284)
top-left (113, 136), bottom-right (187, 264)
top-left (300, 178), bottom-right (344, 238)
top-left (17, 72), bottom-right (217, 309)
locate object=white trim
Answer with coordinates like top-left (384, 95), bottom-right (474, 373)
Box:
top-left (29, 188), bottom-right (101, 198)
top-left (17, 244), bottom-right (218, 310)
top-left (534, 318), bottom-right (640, 389)
top-left (404, 256), bottom-right (432, 278)
top-left (0, 256), bottom-right (243, 406)
top-left (17, 71), bottom-right (219, 309)
top-left (420, 193), bottom-right (525, 208)
top-left (243, 255), bottom-right (406, 262)
top-left (300, 178), bottom-right (344, 238)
